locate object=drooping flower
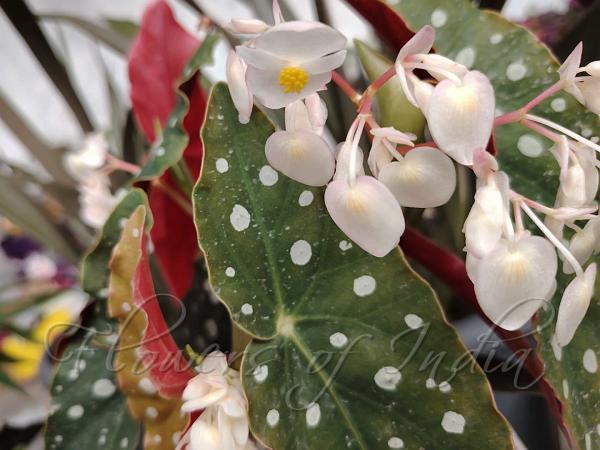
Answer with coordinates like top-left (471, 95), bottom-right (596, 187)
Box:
top-left (559, 43), bottom-right (600, 114)
top-left (473, 234), bottom-right (558, 331)
top-left (182, 352), bottom-right (253, 450)
top-left (426, 71), bottom-right (495, 166)
top-left (64, 132), bottom-right (108, 181)
top-left (264, 95), bottom-right (334, 186)
top-left (325, 175), bottom-right (405, 257)
top-left (226, 50), bottom-right (253, 124)
top-left (236, 21), bottom-right (347, 108)
top-left (78, 173), bottom-right (122, 229)
top-left (555, 263), bottom-right (597, 346)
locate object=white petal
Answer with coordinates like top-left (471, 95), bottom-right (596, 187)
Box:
top-left (199, 351), bottom-right (229, 375)
top-left (265, 130), bottom-right (334, 186)
top-left (578, 77), bottom-right (600, 114)
top-left (334, 141), bottom-right (364, 181)
top-left (235, 46), bottom-right (285, 71)
top-left (253, 21), bottom-right (346, 62)
top-left (463, 204), bottom-right (502, 258)
top-left (397, 25), bottom-right (436, 64)
top-left (325, 176), bottom-right (405, 257)
top-left (474, 172), bottom-right (509, 226)
top-left (465, 252), bottom-right (480, 282)
top-left (190, 418), bottom-right (221, 450)
top-left (559, 162), bottom-right (587, 207)
top-left (472, 148), bottom-right (498, 179)
top-left (226, 51), bottom-right (253, 124)
top-left (246, 66), bottom-right (330, 109)
top-left (427, 71), bottom-right (495, 165)
top-left (378, 147), bottom-right (456, 208)
top-left (370, 127), bottom-right (416, 146)
top-left (558, 42), bottom-right (582, 81)
top-left (367, 139), bottom-right (393, 178)
top-left (474, 236), bottom-right (558, 330)
top-left (301, 50), bottom-right (347, 74)
top-left (285, 100), bottom-right (312, 132)
top-left (394, 26), bottom-right (435, 108)
top-left (228, 18), bottom-right (269, 34)
top-left (410, 74), bottom-right (434, 113)
top-left (563, 227), bottom-right (596, 274)
top-left (551, 136), bottom-right (570, 182)
top-left (556, 263), bottom-right (596, 346)
top-left (579, 148), bottom-right (599, 204)
top-left (305, 93), bottom-right (327, 135)
top-left (418, 54), bottom-right (468, 81)
top-left (584, 60), bottom-right (600, 76)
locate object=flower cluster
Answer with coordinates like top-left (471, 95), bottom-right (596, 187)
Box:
top-left (64, 133), bottom-right (128, 229)
top-left (225, 1), bottom-right (600, 340)
top-left (179, 352), bottom-right (255, 450)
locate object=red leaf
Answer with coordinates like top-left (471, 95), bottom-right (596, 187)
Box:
top-left (345, 0), bottom-right (414, 52)
top-left (129, 0), bottom-right (206, 300)
top-left (135, 231), bottom-right (196, 397)
top-left (128, 0), bottom-right (199, 142)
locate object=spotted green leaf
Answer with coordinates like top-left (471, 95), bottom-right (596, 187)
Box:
top-left (45, 190), bottom-right (151, 449)
top-left (355, 39), bottom-right (426, 138)
top-left (45, 309), bottom-right (141, 450)
top-left (135, 31), bottom-right (220, 182)
top-left (387, 0), bottom-right (600, 446)
top-left (194, 83), bottom-right (513, 449)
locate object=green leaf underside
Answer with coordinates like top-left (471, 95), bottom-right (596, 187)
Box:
top-left (388, 0), bottom-right (600, 447)
top-left (45, 310), bottom-right (140, 450)
top-left (194, 83), bottom-right (512, 449)
top-left (46, 190), bottom-right (152, 448)
top-left (135, 31), bottom-right (220, 182)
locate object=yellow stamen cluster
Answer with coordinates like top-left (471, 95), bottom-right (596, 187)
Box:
top-left (279, 66), bottom-right (309, 94)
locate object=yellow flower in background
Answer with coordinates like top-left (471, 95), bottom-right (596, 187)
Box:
top-left (1, 309), bottom-right (71, 382)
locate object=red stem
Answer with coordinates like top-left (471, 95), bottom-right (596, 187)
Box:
top-left (400, 227), bottom-right (570, 443)
top-left (331, 71), bottom-right (361, 104)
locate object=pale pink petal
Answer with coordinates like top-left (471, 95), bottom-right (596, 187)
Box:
top-left (235, 46), bottom-right (286, 71)
top-left (367, 139), bottom-right (393, 178)
top-left (334, 141), bottom-right (364, 181)
top-left (378, 147), bottom-right (456, 208)
top-left (397, 25), bottom-right (436, 63)
top-left (228, 19), bottom-right (269, 34)
top-left (418, 54), bottom-right (468, 81)
top-left (472, 148), bottom-right (498, 179)
top-left (253, 21), bottom-right (346, 62)
top-left (265, 130), bottom-right (334, 186)
top-left (558, 42), bottom-right (582, 81)
top-left (305, 93), bottom-right (327, 135)
top-left (463, 204), bottom-right (502, 258)
top-left (325, 176), bottom-right (405, 257)
top-left (370, 127), bottom-right (416, 146)
top-left (474, 236), bottom-right (557, 330)
top-left (190, 418), bottom-right (221, 450)
top-left (246, 66), bottom-right (330, 109)
top-left (410, 74), bottom-right (434, 113)
top-left (560, 162), bottom-right (587, 208)
top-left (563, 226), bottom-right (596, 274)
top-left (226, 51), bottom-right (253, 124)
top-left (556, 263), bottom-right (596, 346)
top-left (465, 252), bottom-right (480, 282)
top-left (300, 50), bottom-right (347, 74)
top-left (577, 77), bottom-right (600, 114)
top-left (427, 71), bottom-right (495, 166)
top-left (285, 100), bottom-right (312, 132)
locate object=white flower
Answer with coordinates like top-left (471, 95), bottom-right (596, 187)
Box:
top-left (473, 234), bottom-right (558, 330)
top-left (563, 218), bottom-right (600, 274)
top-left (334, 141), bottom-right (364, 182)
top-left (378, 146), bottom-right (456, 208)
top-left (23, 252), bottom-right (57, 280)
top-left (325, 175), bottom-right (404, 257)
top-left (555, 263), bottom-right (597, 346)
top-left (227, 18), bottom-right (269, 35)
top-left (236, 21), bottom-right (347, 108)
top-left (64, 132), bottom-right (108, 181)
top-left (182, 352), bottom-right (253, 450)
top-left (226, 51), bottom-right (253, 124)
top-left (265, 96), bottom-right (334, 186)
top-left (78, 173), bottom-right (120, 229)
top-left (426, 71), bottom-right (495, 166)
top-left (464, 171), bottom-right (509, 258)
top-left (559, 43), bottom-right (600, 114)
